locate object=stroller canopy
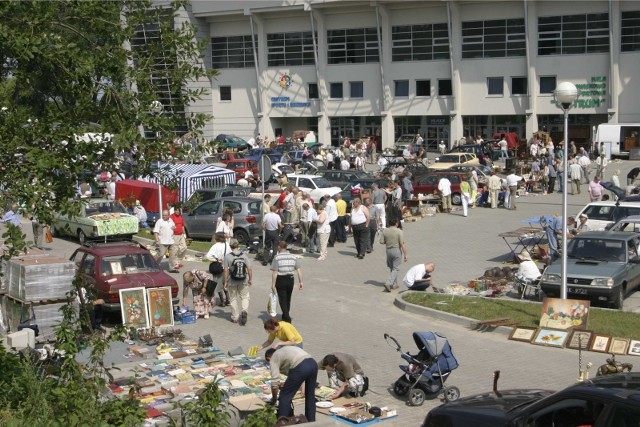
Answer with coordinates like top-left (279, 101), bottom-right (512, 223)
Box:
top-left (413, 331), bottom-right (459, 373)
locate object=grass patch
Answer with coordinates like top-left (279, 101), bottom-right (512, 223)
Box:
top-left (136, 229), bottom-right (212, 253)
top-left (403, 293), bottom-right (640, 340)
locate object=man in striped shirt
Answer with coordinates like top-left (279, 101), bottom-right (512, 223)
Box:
top-left (271, 241), bottom-right (303, 323)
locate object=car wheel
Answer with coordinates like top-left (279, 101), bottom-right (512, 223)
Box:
top-left (234, 229), bottom-right (250, 246)
top-left (452, 193), bottom-right (462, 205)
top-left (77, 230), bottom-right (87, 245)
top-left (443, 386), bottom-right (460, 402)
top-left (408, 388), bottom-right (426, 406)
top-left (612, 285), bottom-right (625, 310)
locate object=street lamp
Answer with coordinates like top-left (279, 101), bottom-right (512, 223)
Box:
top-left (554, 82), bottom-right (578, 299)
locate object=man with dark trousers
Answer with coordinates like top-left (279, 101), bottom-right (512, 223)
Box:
top-left (262, 205), bottom-right (283, 265)
top-left (271, 241), bottom-right (303, 323)
top-left (266, 346), bottom-right (317, 422)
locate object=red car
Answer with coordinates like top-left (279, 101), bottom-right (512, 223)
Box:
top-left (70, 242), bottom-right (179, 312)
top-left (204, 151), bottom-right (245, 165)
top-left (412, 171), bottom-right (484, 206)
top-left (227, 159), bottom-right (259, 180)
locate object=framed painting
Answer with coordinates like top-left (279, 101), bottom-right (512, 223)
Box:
top-left (119, 287), bottom-right (149, 329)
top-left (147, 287), bottom-right (174, 327)
top-left (609, 338), bottom-right (630, 355)
top-left (566, 330), bottom-right (593, 350)
top-left (539, 297), bottom-right (590, 330)
top-left (589, 334), bottom-right (612, 353)
top-left (532, 328), bottom-right (570, 348)
top-left (509, 327), bottom-right (537, 343)
top-left (628, 340), bottom-right (640, 356)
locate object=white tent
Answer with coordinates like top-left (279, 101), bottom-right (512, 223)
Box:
top-left (147, 163), bottom-right (235, 202)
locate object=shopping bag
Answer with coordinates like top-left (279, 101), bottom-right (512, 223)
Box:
top-left (267, 290), bottom-right (278, 317)
top-left (45, 227), bottom-right (53, 243)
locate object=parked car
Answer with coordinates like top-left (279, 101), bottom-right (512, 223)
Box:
top-left (608, 215), bottom-right (640, 232)
top-left (394, 134), bottom-right (421, 156)
top-left (423, 373), bottom-right (640, 427)
top-left (186, 185), bottom-right (252, 207)
top-left (243, 147), bottom-right (283, 163)
top-left (202, 151), bottom-right (245, 166)
top-left (445, 164), bottom-right (494, 181)
top-left (271, 162), bottom-right (296, 182)
top-left (226, 159), bottom-right (259, 180)
top-left (52, 199), bottom-right (139, 244)
top-left (315, 169), bottom-right (373, 189)
top-left (299, 159), bottom-right (327, 174)
top-left (70, 242), bottom-right (179, 312)
top-left (340, 178), bottom-right (391, 208)
top-left (277, 142), bottom-right (304, 153)
top-left (540, 231), bottom-right (640, 309)
top-left (378, 159), bottom-right (430, 178)
top-left (214, 134), bottom-right (249, 151)
top-left (182, 197), bottom-right (262, 244)
top-left (412, 171), bottom-right (483, 205)
top-left (431, 153), bottom-right (479, 170)
top-left (449, 144), bottom-right (494, 166)
top-left (286, 174), bottom-right (342, 201)
top-left (280, 150), bottom-right (307, 166)
top-left (576, 201), bottom-right (640, 231)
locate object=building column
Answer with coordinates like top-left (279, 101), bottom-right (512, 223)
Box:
top-left (381, 113), bottom-right (395, 150)
top-left (525, 0), bottom-right (538, 139)
top-left (447, 1), bottom-right (462, 147)
top-left (608, 0), bottom-right (619, 123)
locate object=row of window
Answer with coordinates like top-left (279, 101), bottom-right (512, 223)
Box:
top-left (217, 76), bottom-right (558, 101)
top-left (211, 11), bottom-right (640, 69)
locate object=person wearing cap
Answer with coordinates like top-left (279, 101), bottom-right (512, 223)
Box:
top-left (577, 214), bottom-right (590, 233)
top-left (516, 250), bottom-right (541, 282)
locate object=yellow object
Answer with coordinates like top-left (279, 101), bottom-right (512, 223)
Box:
top-left (156, 343), bottom-right (172, 354)
top-left (248, 346), bottom-right (259, 357)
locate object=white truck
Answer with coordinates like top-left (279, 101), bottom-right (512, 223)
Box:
top-left (595, 123), bottom-right (640, 158)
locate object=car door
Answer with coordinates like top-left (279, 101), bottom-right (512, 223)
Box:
top-left (626, 236), bottom-right (640, 290)
top-left (185, 200), bottom-right (221, 239)
top-left (71, 251), bottom-right (99, 297)
top-left (414, 174), bottom-right (439, 194)
top-left (513, 397), bottom-right (610, 427)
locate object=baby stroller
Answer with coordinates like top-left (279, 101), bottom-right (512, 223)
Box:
top-left (384, 331), bottom-right (460, 406)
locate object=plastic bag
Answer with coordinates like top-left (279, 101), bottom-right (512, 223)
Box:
top-left (267, 290), bottom-right (278, 317)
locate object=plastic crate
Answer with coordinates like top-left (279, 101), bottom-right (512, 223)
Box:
top-left (174, 310), bottom-right (196, 324)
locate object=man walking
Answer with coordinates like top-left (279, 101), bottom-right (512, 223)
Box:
top-left (325, 194), bottom-right (338, 246)
top-left (595, 152), bottom-right (608, 180)
top-left (271, 241), bottom-right (303, 323)
top-left (169, 207), bottom-right (187, 271)
top-left (334, 193), bottom-right (347, 243)
top-left (153, 210), bottom-right (176, 272)
top-left (578, 153), bottom-right (591, 184)
top-left (350, 198), bottom-right (370, 259)
top-left (223, 239), bottom-right (252, 325)
top-left (262, 206), bottom-right (282, 265)
top-left (488, 171), bottom-right (501, 209)
top-left (403, 262), bottom-right (435, 291)
top-left (381, 218), bottom-right (407, 292)
top-left (371, 182), bottom-right (387, 228)
top-left (364, 198), bottom-right (380, 253)
top-left (569, 158), bottom-right (583, 195)
top-left (505, 170), bottom-right (522, 210)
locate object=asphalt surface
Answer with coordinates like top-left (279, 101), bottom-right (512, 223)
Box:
top-left (4, 154), bottom-right (640, 426)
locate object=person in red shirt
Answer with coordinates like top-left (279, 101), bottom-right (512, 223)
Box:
top-left (278, 134), bottom-right (285, 144)
top-left (169, 206), bottom-right (187, 272)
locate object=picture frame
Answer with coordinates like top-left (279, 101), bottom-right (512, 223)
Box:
top-left (609, 338), bottom-right (631, 355)
top-left (509, 327), bottom-right (537, 343)
top-left (589, 334), bottom-right (612, 353)
top-left (539, 297), bottom-right (590, 330)
top-left (146, 287), bottom-right (174, 327)
top-left (119, 287), bottom-right (149, 329)
top-left (566, 330), bottom-right (594, 350)
top-left (531, 328), bottom-right (570, 348)
top-left (628, 340), bottom-right (640, 356)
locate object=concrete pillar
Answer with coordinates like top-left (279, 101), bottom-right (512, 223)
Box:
top-left (381, 113), bottom-right (395, 150)
top-left (318, 114), bottom-right (331, 146)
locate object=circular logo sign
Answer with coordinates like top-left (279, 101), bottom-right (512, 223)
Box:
top-left (279, 74), bottom-right (292, 89)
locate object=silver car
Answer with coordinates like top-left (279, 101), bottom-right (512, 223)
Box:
top-left (182, 197), bottom-right (262, 245)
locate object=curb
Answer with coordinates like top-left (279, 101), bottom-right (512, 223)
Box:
top-left (393, 292), bottom-right (514, 337)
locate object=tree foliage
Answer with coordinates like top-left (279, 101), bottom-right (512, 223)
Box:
top-left (0, 0), bottom-right (213, 225)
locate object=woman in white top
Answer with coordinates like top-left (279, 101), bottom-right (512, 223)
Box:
top-left (314, 203), bottom-right (331, 261)
top-left (215, 212), bottom-right (233, 244)
top-left (205, 232), bottom-right (231, 306)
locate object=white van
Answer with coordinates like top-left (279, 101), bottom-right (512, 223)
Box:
top-left (595, 123), bottom-right (640, 158)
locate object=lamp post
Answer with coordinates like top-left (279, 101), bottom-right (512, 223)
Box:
top-left (554, 82), bottom-right (578, 299)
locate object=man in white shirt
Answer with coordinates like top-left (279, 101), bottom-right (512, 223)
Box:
top-left (326, 150), bottom-right (334, 169)
top-left (340, 158), bottom-right (350, 170)
top-left (153, 210), bottom-right (176, 272)
top-left (304, 202), bottom-right (319, 253)
top-left (402, 145), bottom-right (414, 160)
top-left (578, 154), bottom-right (591, 184)
top-left (438, 176), bottom-right (452, 213)
top-left (377, 155), bottom-right (388, 171)
top-left (324, 194), bottom-right (338, 246)
top-left (569, 159), bottom-right (583, 195)
top-left (403, 262), bottom-right (435, 291)
top-left (595, 152), bottom-right (608, 180)
top-left (516, 251), bottom-right (541, 281)
top-left (505, 170), bottom-right (523, 210)
top-left (499, 138), bottom-right (508, 160)
top-left (263, 206), bottom-right (283, 265)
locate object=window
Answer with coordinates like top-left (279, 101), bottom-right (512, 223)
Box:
top-left (539, 76), bottom-right (556, 94)
top-left (81, 254), bottom-right (96, 276)
top-left (327, 27), bottom-right (379, 64)
top-left (511, 77), bottom-right (527, 95)
top-left (391, 23), bottom-right (449, 61)
top-left (308, 83), bottom-right (319, 99)
top-left (438, 79), bottom-right (452, 96)
top-left (267, 31), bottom-right (316, 66)
top-left (211, 35), bottom-right (256, 68)
top-left (330, 82), bottom-right (343, 99)
top-left (487, 77), bottom-right (504, 95)
top-left (395, 80), bottom-right (409, 97)
top-left (220, 86), bottom-right (231, 101)
top-left (622, 11), bottom-right (640, 52)
top-left (350, 81), bottom-right (364, 98)
top-left (461, 19), bottom-right (525, 59)
top-left (524, 398), bottom-right (603, 426)
top-left (538, 13), bottom-right (609, 55)
top-left (416, 80), bottom-right (431, 97)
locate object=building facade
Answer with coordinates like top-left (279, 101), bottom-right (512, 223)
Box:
top-left (177, 0), bottom-right (640, 149)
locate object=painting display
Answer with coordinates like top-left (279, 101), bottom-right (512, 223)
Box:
top-left (609, 338), bottom-right (631, 355)
top-left (589, 334), bottom-right (612, 353)
top-left (119, 287), bottom-right (149, 329)
top-left (532, 328), bottom-right (570, 348)
top-left (629, 340), bottom-right (640, 356)
top-left (147, 287), bottom-right (174, 327)
top-left (539, 298), bottom-right (590, 330)
top-left (566, 330), bottom-right (594, 350)
top-left (509, 327), bottom-right (537, 343)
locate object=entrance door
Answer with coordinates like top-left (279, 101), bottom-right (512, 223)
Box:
top-left (330, 117), bottom-right (358, 146)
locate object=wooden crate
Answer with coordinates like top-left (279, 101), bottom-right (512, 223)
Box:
top-left (7, 255), bottom-right (75, 302)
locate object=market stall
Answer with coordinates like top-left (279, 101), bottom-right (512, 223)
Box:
top-left (147, 163), bottom-right (235, 203)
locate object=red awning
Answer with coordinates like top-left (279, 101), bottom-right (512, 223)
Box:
top-left (115, 179), bottom-right (179, 212)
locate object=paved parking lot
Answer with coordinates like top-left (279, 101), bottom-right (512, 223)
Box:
top-left (5, 156), bottom-right (640, 426)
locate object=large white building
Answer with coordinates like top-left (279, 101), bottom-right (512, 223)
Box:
top-left (176, 0), bottom-right (640, 149)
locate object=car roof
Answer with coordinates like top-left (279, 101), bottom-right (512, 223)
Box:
top-left (202, 196), bottom-right (257, 203)
top-left (288, 174), bottom-right (321, 178)
top-left (583, 201), bottom-right (640, 207)
top-left (77, 242), bottom-right (149, 256)
top-left (555, 372), bottom-right (640, 401)
top-left (573, 230), bottom-right (638, 240)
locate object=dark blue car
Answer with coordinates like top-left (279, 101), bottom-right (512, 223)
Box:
top-left (243, 147), bottom-right (283, 163)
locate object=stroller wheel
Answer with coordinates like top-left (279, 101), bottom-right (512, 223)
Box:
top-left (443, 386), bottom-right (461, 402)
top-left (408, 388), bottom-right (426, 406)
top-left (393, 380), bottom-right (409, 397)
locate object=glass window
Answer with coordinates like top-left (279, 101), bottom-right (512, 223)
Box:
top-left (220, 86), bottom-right (231, 101)
top-left (223, 201), bottom-right (242, 214)
top-left (298, 178), bottom-right (314, 188)
top-left (539, 76), bottom-right (556, 94)
top-left (622, 11), bottom-right (640, 52)
top-left (330, 82), bottom-right (343, 99)
top-left (80, 254), bottom-right (96, 276)
top-left (525, 398), bottom-right (606, 426)
top-left (267, 31), bottom-right (316, 66)
top-left (416, 80), bottom-right (431, 97)
top-left (438, 79), bottom-right (452, 96)
top-left (350, 81), bottom-right (364, 98)
top-left (538, 13), bottom-right (609, 55)
top-left (487, 77), bottom-right (504, 95)
top-left (391, 23), bottom-right (450, 61)
top-left (308, 83), bottom-right (319, 99)
top-left (462, 19), bottom-right (525, 59)
top-left (327, 27), bottom-right (379, 64)
top-left (211, 35), bottom-right (257, 69)
top-left (195, 201), bottom-right (221, 216)
top-left (395, 80), bottom-right (409, 97)
top-left (512, 77), bottom-right (528, 95)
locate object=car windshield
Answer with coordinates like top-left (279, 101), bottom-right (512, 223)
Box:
top-left (229, 136), bottom-right (245, 143)
top-left (567, 238), bottom-right (626, 262)
top-left (86, 201), bottom-right (127, 216)
top-left (279, 165), bottom-right (295, 174)
top-left (313, 177), bottom-right (332, 188)
top-left (438, 155), bottom-right (460, 163)
top-left (100, 253), bottom-right (160, 276)
top-left (396, 135), bottom-right (414, 144)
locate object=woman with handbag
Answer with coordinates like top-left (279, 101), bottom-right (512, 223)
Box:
top-left (205, 232), bottom-right (231, 306)
top-left (182, 270), bottom-right (214, 319)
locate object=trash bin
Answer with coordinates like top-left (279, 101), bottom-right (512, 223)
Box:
top-left (505, 157), bottom-right (518, 171)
